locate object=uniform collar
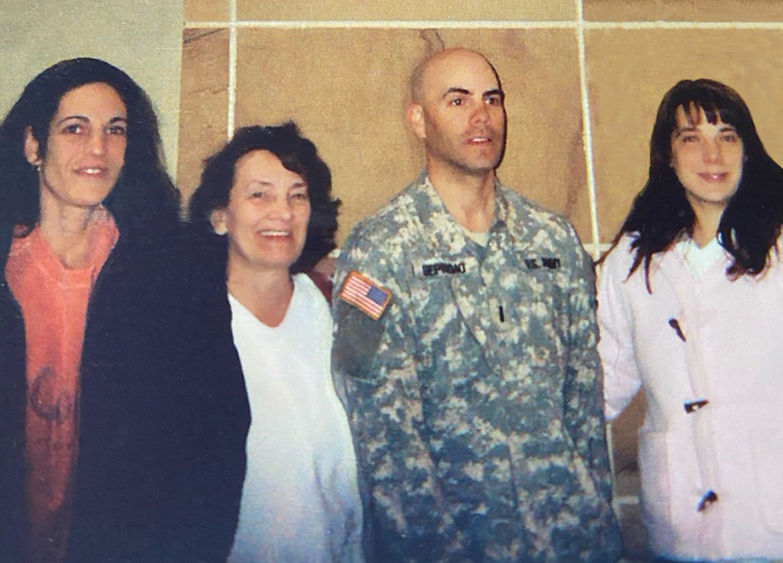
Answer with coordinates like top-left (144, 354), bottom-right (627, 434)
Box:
top-left (409, 172), bottom-right (511, 255)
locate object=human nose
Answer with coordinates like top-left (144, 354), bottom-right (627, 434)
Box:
top-left (470, 100), bottom-right (490, 124)
top-left (702, 138), bottom-right (721, 163)
top-left (269, 195), bottom-right (293, 220)
top-left (87, 129), bottom-right (107, 156)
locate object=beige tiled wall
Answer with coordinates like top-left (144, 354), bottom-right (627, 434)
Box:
top-left (237, 0), bottom-right (576, 21)
top-left (178, 1), bottom-right (783, 559)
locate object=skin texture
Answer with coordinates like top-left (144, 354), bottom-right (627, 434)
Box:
top-left (407, 48), bottom-right (506, 233)
top-left (25, 83), bottom-right (127, 220)
top-left (670, 106), bottom-right (744, 246)
top-left (211, 149), bottom-right (311, 327)
top-left (22, 82), bottom-right (127, 269)
top-left (211, 149), bottom-right (311, 276)
top-left (408, 49), bottom-right (505, 181)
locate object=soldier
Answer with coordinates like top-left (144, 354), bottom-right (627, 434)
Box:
top-left (332, 47), bottom-right (621, 561)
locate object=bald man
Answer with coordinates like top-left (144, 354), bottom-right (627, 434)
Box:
top-left (332, 48), bottom-right (621, 561)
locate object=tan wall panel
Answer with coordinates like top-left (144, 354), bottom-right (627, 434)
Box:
top-left (237, 0), bottom-right (575, 22)
top-left (584, 0), bottom-right (783, 22)
top-left (184, 0), bottom-right (230, 22)
top-left (178, 29), bottom-right (231, 201)
top-left (234, 28), bottom-right (589, 243)
top-left (586, 28), bottom-right (783, 242)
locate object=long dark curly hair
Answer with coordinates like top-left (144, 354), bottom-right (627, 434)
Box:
top-left (0, 57), bottom-right (180, 235)
top-left (188, 122), bottom-right (340, 273)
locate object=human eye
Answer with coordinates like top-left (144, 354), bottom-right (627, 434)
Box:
top-left (448, 96), bottom-right (464, 107)
top-left (485, 94), bottom-right (502, 106)
top-left (720, 130), bottom-right (739, 143)
top-left (61, 122), bottom-right (84, 134)
top-left (249, 187), bottom-right (270, 200)
top-left (289, 188), bottom-right (309, 203)
top-left (107, 124), bottom-right (127, 136)
top-left (679, 133), bottom-right (699, 143)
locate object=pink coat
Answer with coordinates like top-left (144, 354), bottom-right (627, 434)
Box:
top-left (598, 234), bottom-right (783, 560)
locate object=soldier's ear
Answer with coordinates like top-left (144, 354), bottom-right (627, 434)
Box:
top-left (407, 103), bottom-right (426, 140)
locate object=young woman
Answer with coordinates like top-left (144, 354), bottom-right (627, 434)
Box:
top-left (0, 58), bottom-right (248, 562)
top-left (188, 123), bottom-right (363, 562)
top-left (598, 78), bottom-right (783, 560)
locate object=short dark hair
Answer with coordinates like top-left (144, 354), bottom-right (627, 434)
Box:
top-left (188, 122), bottom-right (340, 273)
top-left (0, 57), bottom-right (179, 233)
top-left (609, 78), bottom-right (783, 286)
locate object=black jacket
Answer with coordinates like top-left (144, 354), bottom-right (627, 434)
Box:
top-left (0, 220), bottom-right (250, 562)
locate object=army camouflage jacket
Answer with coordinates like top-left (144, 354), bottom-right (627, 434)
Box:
top-left (332, 175), bottom-right (621, 562)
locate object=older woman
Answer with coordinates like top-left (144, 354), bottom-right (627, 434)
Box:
top-left (188, 122), bottom-right (363, 562)
top-left (598, 79), bottom-right (783, 560)
top-left (0, 58), bottom-right (248, 562)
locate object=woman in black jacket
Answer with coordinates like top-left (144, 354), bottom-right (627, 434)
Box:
top-left (0, 57), bottom-right (249, 563)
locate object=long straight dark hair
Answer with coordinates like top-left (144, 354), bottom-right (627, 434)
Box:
top-left (604, 79), bottom-right (783, 289)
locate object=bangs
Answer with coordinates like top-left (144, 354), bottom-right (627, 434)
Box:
top-left (678, 99), bottom-right (739, 129)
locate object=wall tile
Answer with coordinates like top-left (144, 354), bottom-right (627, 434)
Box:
top-left (237, 0), bottom-right (575, 22)
top-left (177, 29), bottom-right (230, 202)
top-left (184, 0), bottom-right (229, 22)
top-left (584, 0), bottom-right (783, 22)
top-left (234, 28), bottom-right (590, 243)
top-left (586, 28), bottom-right (783, 241)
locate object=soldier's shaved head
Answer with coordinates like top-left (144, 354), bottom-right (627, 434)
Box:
top-left (409, 48), bottom-right (502, 104)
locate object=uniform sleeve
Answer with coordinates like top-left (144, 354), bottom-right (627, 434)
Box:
top-left (596, 243), bottom-right (643, 421)
top-left (331, 230), bottom-right (458, 562)
top-left (560, 230), bottom-right (615, 502)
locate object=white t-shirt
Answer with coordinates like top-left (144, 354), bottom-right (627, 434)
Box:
top-left (676, 236), bottom-right (725, 280)
top-left (227, 274), bottom-right (363, 563)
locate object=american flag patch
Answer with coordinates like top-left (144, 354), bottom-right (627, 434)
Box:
top-left (338, 270), bottom-right (391, 320)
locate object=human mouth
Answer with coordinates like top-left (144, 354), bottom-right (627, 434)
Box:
top-left (76, 166), bottom-right (108, 177)
top-left (468, 136), bottom-right (492, 145)
top-left (699, 172), bottom-right (728, 182)
top-left (259, 230), bottom-right (291, 238)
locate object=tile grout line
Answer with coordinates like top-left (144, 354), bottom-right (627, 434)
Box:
top-left (575, 0), bottom-right (602, 258)
top-left (186, 20), bottom-right (783, 30)
top-left (227, 0), bottom-right (238, 141)
top-left (185, 20), bottom-right (579, 29)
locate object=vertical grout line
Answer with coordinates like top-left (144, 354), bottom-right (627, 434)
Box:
top-left (575, 0), bottom-right (601, 260)
top-left (227, 0), bottom-right (238, 140)
top-left (573, 0), bottom-right (623, 525)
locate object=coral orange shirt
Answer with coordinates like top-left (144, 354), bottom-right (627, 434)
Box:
top-left (5, 213), bottom-right (118, 562)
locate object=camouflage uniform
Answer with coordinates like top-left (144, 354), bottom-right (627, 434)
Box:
top-left (332, 175), bottom-right (621, 562)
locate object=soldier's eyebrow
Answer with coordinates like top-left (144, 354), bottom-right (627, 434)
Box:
top-left (442, 87), bottom-right (471, 99)
top-left (441, 87), bottom-right (504, 101)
